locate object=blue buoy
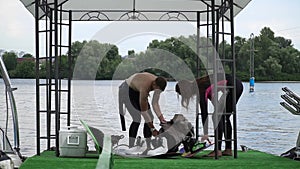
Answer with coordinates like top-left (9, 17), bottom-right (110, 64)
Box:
top-left (249, 77), bottom-right (255, 92)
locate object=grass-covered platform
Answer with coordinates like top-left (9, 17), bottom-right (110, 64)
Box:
top-left (20, 150), bottom-right (299, 169)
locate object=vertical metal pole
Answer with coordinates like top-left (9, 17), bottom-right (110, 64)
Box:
top-left (211, 0), bottom-right (219, 160)
top-left (35, 0), bottom-right (40, 156)
top-left (206, 6), bottom-right (210, 71)
top-left (196, 11), bottom-right (200, 79)
top-left (67, 10), bottom-right (72, 127)
top-left (46, 6), bottom-right (51, 151)
top-left (230, 0), bottom-right (238, 158)
top-left (215, 11), bottom-right (220, 54)
top-left (54, 0), bottom-right (60, 157)
top-left (215, 7), bottom-right (223, 160)
top-left (249, 33), bottom-right (255, 92)
top-left (58, 6), bottom-right (63, 121)
top-left (48, 8), bottom-right (53, 150)
top-left (195, 11), bottom-right (200, 139)
top-left (45, 3), bottom-right (49, 150)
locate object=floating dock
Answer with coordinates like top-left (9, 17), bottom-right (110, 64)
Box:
top-left (19, 150), bottom-right (300, 169)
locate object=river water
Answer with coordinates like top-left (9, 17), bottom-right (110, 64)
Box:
top-left (1, 79), bottom-right (300, 157)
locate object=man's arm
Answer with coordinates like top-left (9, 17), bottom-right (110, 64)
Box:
top-left (139, 90), bottom-right (154, 124)
top-left (152, 90), bottom-right (166, 123)
top-left (139, 90), bottom-right (149, 112)
top-left (139, 91), bottom-right (159, 136)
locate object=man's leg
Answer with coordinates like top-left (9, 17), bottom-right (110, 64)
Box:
top-left (127, 104), bottom-right (141, 147)
top-left (129, 121), bottom-right (140, 148)
top-left (143, 108), bottom-right (154, 151)
top-left (128, 108), bottom-right (141, 147)
top-left (127, 87), bottom-right (142, 148)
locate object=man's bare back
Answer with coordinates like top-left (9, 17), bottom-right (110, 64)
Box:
top-left (125, 72), bottom-right (157, 93)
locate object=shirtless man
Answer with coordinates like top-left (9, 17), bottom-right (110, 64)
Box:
top-left (119, 72), bottom-right (167, 149)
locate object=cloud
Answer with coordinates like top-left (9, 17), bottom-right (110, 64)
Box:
top-left (234, 0), bottom-right (300, 50)
top-left (0, 0), bottom-right (34, 53)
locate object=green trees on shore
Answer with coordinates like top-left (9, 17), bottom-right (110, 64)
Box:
top-left (1, 27), bottom-right (300, 81)
top-left (234, 27), bottom-right (300, 81)
top-left (1, 52), bottom-right (35, 78)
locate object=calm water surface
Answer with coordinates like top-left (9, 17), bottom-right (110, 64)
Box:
top-left (1, 79), bottom-right (300, 157)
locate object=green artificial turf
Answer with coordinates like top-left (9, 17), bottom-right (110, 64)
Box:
top-left (19, 150), bottom-right (300, 169)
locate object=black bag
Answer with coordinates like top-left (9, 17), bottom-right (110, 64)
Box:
top-left (158, 114), bottom-right (195, 153)
top-left (280, 147), bottom-right (300, 161)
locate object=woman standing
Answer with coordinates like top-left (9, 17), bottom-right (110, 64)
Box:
top-left (175, 74), bottom-right (243, 157)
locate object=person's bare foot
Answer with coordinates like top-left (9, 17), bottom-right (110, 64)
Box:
top-left (222, 149), bottom-right (232, 156)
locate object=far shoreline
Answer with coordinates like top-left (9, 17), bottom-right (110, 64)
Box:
top-left (247, 81), bottom-right (300, 83)
top-left (2, 78), bottom-right (300, 83)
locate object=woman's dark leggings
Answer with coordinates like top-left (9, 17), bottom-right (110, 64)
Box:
top-left (217, 79), bottom-right (243, 150)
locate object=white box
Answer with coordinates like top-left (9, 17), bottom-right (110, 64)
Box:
top-left (59, 127), bottom-right (87, 157)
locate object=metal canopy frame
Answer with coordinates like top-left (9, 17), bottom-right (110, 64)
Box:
top-left (33, 0), bottom-right (240, 159)
top-left (23, 0), bottom-right (249, 21)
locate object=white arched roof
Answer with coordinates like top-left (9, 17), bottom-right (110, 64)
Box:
top-left (20, 0), bottom-right (251, 21)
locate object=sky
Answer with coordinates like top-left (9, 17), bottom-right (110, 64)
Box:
top-left (0, 0), bottom-right (300, 56)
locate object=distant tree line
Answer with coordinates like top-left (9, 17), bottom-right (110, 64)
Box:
top-left (1, 27), bottom-right (300, 81)
top-left (0, 52), bottom-right (35, 78)
top-left (234, 27), bottom-right (300, 81)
